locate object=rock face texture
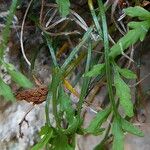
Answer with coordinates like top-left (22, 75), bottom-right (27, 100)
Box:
top-left (0, 47), bottom-right (51, 150)
top-left (0, 4), bottom-right (52, 147)
top-left (0, 101), bottom-right (46, 150)
top-left (0, 11), bottom-right (51, 148)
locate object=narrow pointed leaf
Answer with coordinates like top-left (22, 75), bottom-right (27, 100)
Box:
top-left (121, 118), bottom-right (144, 137)
top-left (128, 20), bottom-right (150, 30)
top-left (0, 77), bottom-right (15, 101)
top-left (7, 69), bottom-right (33, 88)
top-left (85, 107), bottom-right (111, 135)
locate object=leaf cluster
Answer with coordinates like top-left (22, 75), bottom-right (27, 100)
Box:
top-left (0, 1), bottom-right (150, 150)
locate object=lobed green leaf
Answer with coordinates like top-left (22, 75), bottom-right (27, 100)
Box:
top-left (109, 20), bottom-right (150, 59)
top-left (128, 20), bottom-right (150, 41)
top-left (109, 28), bottom-right (145, 59)
top-left (84, 64), bottom-right (105, 77)
top-left (114, 71), bottom-right (134, 117)
top-left (124, 6), bottom-right (150, 20)
top-left (85, 107), bottom-right (111, 135)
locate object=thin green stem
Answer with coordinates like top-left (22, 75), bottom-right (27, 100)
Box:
top-left (52, 87), bottom-right (59, 127)
top-left (88, 0), bottom-right (103, 39)
top-left (45, 91), bottom-right (52, 126)
top-left (98, 0), bottom-right (118, 117)
top-left (51, 70), bottom-right (61, 127)
top-left (77, 40), bottom-right (92, 116)
top-left (44, 33), bottom-right (58, 67)
top-left (44, 34), bottom-right (61, 127)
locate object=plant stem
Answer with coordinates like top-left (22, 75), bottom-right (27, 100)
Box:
top-left (51, 68), bottom-right (62, 128)
top-left (44, 33), bottom-right (58, 67)
top-left (77, 40), bottom-right (92, 116)
top-left (98, 0), bottom-right (118, 117)
top-left (45, 91), bottom-right (51, 126)
top-left (88, 0), bottom-right (103, 39)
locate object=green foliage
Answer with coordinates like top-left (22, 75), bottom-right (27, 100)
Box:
top-left (5, 63), bottom-right (33, 88)
top-left (84, 64), bottom-right (105, 77)
top-left (121, 118), bottom-right (144, 137)
top-left (31, 124), bottom-right (75, 150)
top-left (123, 6), bottom-right (150, 20)
top-left (62, 27), bottom-right (93, 69)
top-left (109, 22), bottom-right (149, 58)
top-left (102, 4), bottom-right (150, 149)
top-left (44, 33), bottom-right (58, 67)
top-left (59, 87), bottom-right (74, 124)
top-left (0, 0), bottom-right (18, 58)
top-left (0, 77), bottom-right (15, 101)
top-left (112, 115), bottom-right (144, 150)
top-left (8, 69), bottom-right (33, 88)
top-left (1, 1), bottom-right (150, 150)
top-left (0, 0), bottom-right (33, 101)
top-left (31, 124), bottom-right (53, 150)
top-left (109, 6), bottom-right (150, 59)
top-left (118, 67), bottom-right (137, 79)
top-left (62, 117), bottom-right (81, 135)
top-left (28, 4), bottom-right (150, 150)
top-left (56, 0), bottom-right (70, 17)
top-left (0, 61), bottom-right (33, 100)
top-left (52, 134), bottom-right (73, 150)
top-left (114, 70), bottom-right (134, 117)
top-left (85, 107), bottom-right (111, 135)
top-left (94, 143), bottom-right (105, 150)
top-left (112, 118), bottom-right (124, 150)
top-left (76, 41), bottom-right (91, 115)
top-left (32, 125), bottom-right (73, 150)
top-left (109, 6), bottom-right (150, 149)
